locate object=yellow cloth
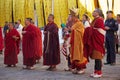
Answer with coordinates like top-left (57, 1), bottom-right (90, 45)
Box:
top-left (71, 21), bottom-right (87, 64)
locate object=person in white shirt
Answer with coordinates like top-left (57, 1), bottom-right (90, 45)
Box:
top-left (17, 19), bottom-right (23, 50)
top-left (82, 14), bottom-right (90, 28)
top-left (17, 19), bottom-right (23, 38)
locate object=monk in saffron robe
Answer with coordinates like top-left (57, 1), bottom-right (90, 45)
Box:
top-left (43, 14), bottom-right (60, 71)
top-left (70, 8), bottom-right (87, 74)
top-left (83, 9), bottom-right (105, 78)
top-left (0, 27), bottom-right (4, 54)
top-left (4, 22), bottom-right (20, 67)
top-left (22, 18), bottom-right (37, 70)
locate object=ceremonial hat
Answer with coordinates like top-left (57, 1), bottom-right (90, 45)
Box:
top-left (70, 7), bottom-right (79, 16)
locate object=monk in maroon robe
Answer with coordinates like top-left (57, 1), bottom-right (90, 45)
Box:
top-left (0, 27), bottom-right (4, 54)
top-left (31, 21), bottom-right (43, 63)
top-left (43, 14), bottom-right (60, 71)
top-left (35, 28), bottom-right (42, 63)
top-left (83, 9), bottom-right (105, 78)
top-left (4, 22), bottom-right (20, 67)
top-left (22, 18), bottom-right (37, 70)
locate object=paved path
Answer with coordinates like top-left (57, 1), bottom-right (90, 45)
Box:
top-left (0, 51), bottom-right (120, 80)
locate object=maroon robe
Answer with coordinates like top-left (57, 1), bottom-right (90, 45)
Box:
top-left (34, 27), bottom-right (42, 60)
top-left (4, 29), bottom-right (20, 65)
top-left (0, 27), bottom-right (4, 51)
top-left (83, 17), bottom-right (105, 61)
top-left (43, 22), bottom-right (60, 65)
top-left (22, 24), bottom-right (37, 66)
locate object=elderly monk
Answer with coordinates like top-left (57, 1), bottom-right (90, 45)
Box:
top-left (43, 14), bottom-right (60, 71)
top-left (70, 7), bottom-right (87, 74)
top-left (4, 22), bottom-right (20, 67)
top-left (83, 9), bottom-right (105, 78)
top-left (22, 18), bottom-right (37, 70)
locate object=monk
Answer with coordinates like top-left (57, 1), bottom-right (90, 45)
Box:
top-left (43, 14), bottom-right (60, 71)
top-left (22, 18), bottom-right (37, 70)
top-left (4, 22), bottom-right (20, 67)
top-left (35, 28), bottom-right (42, 63)
top-left (0, 27), bottom-right (4, 54)
top-left (70, 8), bottom-right (87, 74)
top-left (83, 9), bottom-right (105, 78)
top-left (31, 21), bottom-right (42, 63)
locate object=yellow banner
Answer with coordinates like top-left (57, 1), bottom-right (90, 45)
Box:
top-left (35, 0), bottom-right (45, 27)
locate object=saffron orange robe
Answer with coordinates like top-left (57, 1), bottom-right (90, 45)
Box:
top-left (70, 21), bottom-right (87, 69)
top-left (4, 29), bottom-right (20, 65)
top-left (0, 27), bottom-right (4, 51)
top-left (22, 24), bottom-right (37, 66)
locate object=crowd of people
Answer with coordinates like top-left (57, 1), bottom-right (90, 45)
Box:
top-left (0, 8), bottom-right (120, 78)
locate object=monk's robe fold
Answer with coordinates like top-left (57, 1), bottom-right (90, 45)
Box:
top-left (43, 22), bottom-right (60, 65)
top-left (70, 21), bottom-right (87, 69)
top-left (4, 29), bottom-right (20, 65)
top-left (34, 27), bottom-right (42, 60)
top-left (22, 24), bottom-right (37, 66)
top-left (83, 17), bottom-right (105, 61)
top-left (0, 27), bottom-right (4, 51)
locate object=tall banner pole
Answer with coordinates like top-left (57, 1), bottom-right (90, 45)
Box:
top-left (52, 0), bottom-right (54, 14)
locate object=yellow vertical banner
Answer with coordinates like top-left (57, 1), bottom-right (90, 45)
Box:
top-left (59, 0), bottom-right (69, 24)
top-left (0, 0), bottom-right (12, 27)
top-left (0, 0), bottom-right (5, 27)
top-left (98, 0), bottom-right (108, 18)
top-left (13, 0), bottom-right (16, 22)
top-left (25, 0), bottom-right (34, 21)
top-left (78, 0), bottom-right (87, 19)
top-left (35, 0), bottom-right (45, 27)
top-left (4, 0), bottom-right (12, 23)
top-left (53, 0), bottom-right (61, 26)
top-left (43, 0), bottom-right (52, 24)
top-left (78, 0), bottom-right (93, 19)
top-left (86, 0), bottom-right (95, 14)
top-left (108, 0), bottom-right (113, 10)
top-left (67, 0), bottom-right (77, 10)
top-left (13, 0), bottom-right (25, 25)
top-left (94, 0), bottom-right (99, 8)
top-left (0, 0), bottom-right (6, 27)
top-left (114, 0), bottom-right (120, 16)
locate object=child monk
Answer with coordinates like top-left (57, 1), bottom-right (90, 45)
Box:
top-left (4, 22), bottom-right (20, 67)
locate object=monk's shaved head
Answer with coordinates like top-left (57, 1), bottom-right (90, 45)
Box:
top-left (8, 22), bottom-right (14, 30)
top-left (25, 18), bottom-right (32, 26)
top-left (26, 18), bottom-right (32, 23)
top-left (48, 14), bottom-right (54, 22)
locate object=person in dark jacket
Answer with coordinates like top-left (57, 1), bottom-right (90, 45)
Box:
top-left (3, 21), bottom-right (9, 36)
top-left (104, 11), bottom-right (118, 65)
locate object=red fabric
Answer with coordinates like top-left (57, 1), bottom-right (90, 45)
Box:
top-left (34, 28), bottom-right (42, 60)
top-left (91, 17), bottom-right (105, 30)
top-left (4, 29), bottom-right (20, 65)
top-left (0, 27), bottom-right (4, 50)
top-left (83, 17), bottom-right (105, 61)
top-left (70, 30), bottom-right (74, 59)
top-left (71, 60), bottom-right (87, 70)
top-left (22, 24), bottom-right (37, 66)
top-left (61, 46), bottom-right (67, 57)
